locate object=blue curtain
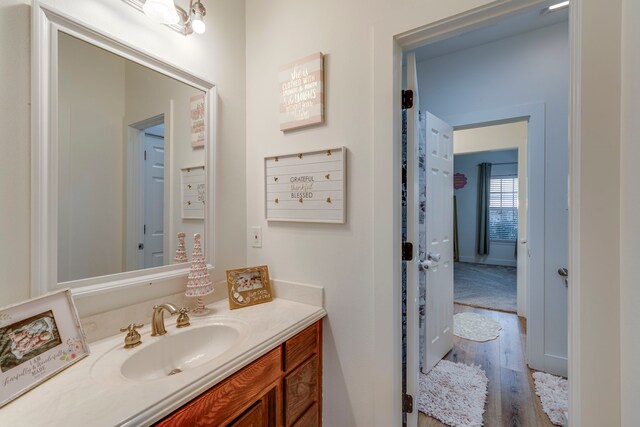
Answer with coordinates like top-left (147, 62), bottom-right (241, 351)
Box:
top-left (476, 162), bottom-right (492, 255)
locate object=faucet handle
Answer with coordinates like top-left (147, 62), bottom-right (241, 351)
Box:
top-left (176, 308), bottom-right (191, 328)
top-left (120, 323), bottom-right (143, 349)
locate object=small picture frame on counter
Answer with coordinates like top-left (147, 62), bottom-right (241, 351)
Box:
top-left (0, 289), bottom-right (89, 408)
top-left (226, 265), bottom-right (273, 310)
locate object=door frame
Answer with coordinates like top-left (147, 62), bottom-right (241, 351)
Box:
top-left (371, 0), bottom-right (582, 425)
top-left (125, 114), bottom-right (166, 271)
top-left (444, 103), bottom-right (549, 374)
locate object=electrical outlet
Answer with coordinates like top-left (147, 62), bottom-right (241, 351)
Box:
top-left (250, 226), bottom-right (262, 248)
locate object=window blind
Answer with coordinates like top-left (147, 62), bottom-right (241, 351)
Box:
top-left (489, 176), bottom-right (518, 241)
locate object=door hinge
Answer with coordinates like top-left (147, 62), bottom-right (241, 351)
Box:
top-left (402, 393), bottom-right (414, 413)
top-left (402, 90), bottom-right (414, 109)
top-left (144, 224), bottom-right (146, 235)
top-left (144, 150), bottom-right (147, 161)
top-left (402, 241), bottom-right (413, 261)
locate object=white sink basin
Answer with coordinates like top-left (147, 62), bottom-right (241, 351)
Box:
top-left (91, 318), bottom-right (247, 384)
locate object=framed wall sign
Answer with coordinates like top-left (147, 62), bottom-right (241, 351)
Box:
top-left (279, 52), bottom-right (324, 131)
top-left (0, 289), bottom-right (89, 408)
top-left (181, 165), bottom-right (206, 219)
top-left (265, 147), bottom-right (346, 223)
top-left (226, 265), bottom-right (273, 310)
top-left (190, 94), bottom-right (205, 148)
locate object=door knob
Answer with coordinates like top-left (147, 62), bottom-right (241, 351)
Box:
top-left (558, 267), bottom-right (568, 287)
top-left (427, 252), bottom-right (441, 262)
top-left (418, 259), bottom-right (434, 271)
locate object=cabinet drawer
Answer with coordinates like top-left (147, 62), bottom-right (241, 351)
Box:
top-left (284, 322), bottom-right (319, 372)
top-left (156, 347), bottom-right (282, 426)
top-left (284, 355), bottom-right (319, 426)
top-left (291, 402), bottom-right (318, 427)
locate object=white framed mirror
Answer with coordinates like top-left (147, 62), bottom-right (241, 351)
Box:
top-left (32, 2), bottom-right (216, 298)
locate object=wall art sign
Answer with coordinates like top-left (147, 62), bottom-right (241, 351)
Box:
top-left (226, 265), bottom-right (273, 310)
top-left (181, 165), bottom-right (205, 219)
top-left (279, 52), bottom-right (324, 131)
top-left (453, 173), bottom-right (468, 190)
top-left (0, 289), bottom-right (89, 408)
top-left (265, 147), bottom-right (346, 223)
top-left (190, 94), bottom-right (205, 148)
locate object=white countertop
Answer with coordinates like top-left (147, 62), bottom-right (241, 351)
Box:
top-left (0, 298), bottom-right (326, 426)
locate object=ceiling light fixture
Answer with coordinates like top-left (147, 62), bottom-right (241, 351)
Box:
top-left (143, 0), bottom-right (179, 25)
top-left (543, 1), bottom-right (570, 14)
top-left (122, 0), bottom-right (207, 36)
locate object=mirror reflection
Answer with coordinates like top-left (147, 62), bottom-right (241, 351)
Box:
top-left (57, 32), bottom-right (205, 283)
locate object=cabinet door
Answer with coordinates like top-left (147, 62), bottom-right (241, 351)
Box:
top-left (228, 402), bottom-right (263, 427)
top-left (284, 355), bottom-right (319, 426)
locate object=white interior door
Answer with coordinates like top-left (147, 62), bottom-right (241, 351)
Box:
top-left (143, 125), bottom-right (164, 268)
top-left (405, 52), bottom-right (421, 427)
top-left (421, 111), bottom-right (454, 374)
top-left (405, 53), bottom-right (455, 426)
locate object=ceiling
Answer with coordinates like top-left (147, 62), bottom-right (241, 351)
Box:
top-left (411, 0), bottom-right (569, 62)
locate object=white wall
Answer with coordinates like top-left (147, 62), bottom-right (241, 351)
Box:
top-left (0, 0), bottom-right (246, 319)
top-left (58, 33), bottom-right (126, 282)
top-left (0, 0), bottom-right (31, 306)
top-left (417, 21), bottom-right (569, 367)
top-left (620, 0), bottom-right (639, 424)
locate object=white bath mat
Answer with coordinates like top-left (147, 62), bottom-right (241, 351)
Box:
top-left (532, 371), bottom-right (568, 426)
top-left (418, 360), bottom-right (488, 427)
top-left (453, 312), bottom-right (502, 342)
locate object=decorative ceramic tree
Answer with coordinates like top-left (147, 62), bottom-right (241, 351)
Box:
top-left (185, 233), bottom-right (213, 315)
top-left (173, 232), bottom-right (188, 264)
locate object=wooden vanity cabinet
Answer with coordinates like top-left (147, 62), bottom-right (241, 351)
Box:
top-left (155, 320), bottom-right (322, 427)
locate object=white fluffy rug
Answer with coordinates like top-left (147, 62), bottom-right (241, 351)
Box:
top-left (453, 312), bottom-right (502, 342)
top-left (418, 360), bottom-right (488, 427)
top-left (532, 371), bottom-right (568, 426)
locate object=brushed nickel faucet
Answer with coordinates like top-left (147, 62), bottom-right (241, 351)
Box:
top-left (151, 303), bottom-right (179, 336)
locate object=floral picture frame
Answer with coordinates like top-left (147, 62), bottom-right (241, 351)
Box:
top-left (226, 265), bottom-right (273, 310)
top-left (0, 289), bottom-right (89, 407)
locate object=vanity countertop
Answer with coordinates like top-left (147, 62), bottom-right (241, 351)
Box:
top-left (0, 298), bottom-right (326, 427)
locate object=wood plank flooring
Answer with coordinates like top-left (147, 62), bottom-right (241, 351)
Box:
top-left (418, 305), bottom-right (555, 427)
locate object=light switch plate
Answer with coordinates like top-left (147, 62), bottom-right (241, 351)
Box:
top-left (250, 226), bottom-right (262, 248)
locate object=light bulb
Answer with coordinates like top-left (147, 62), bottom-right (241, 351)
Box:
top-left (192, 14), bottom-right (206, 34)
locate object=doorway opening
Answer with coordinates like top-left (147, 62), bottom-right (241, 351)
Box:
top-left (125, 115), bottom-right (166, 271)
top-left (452, 121), bottom-right (528, 316)
top-left (401, 2), bottom-right (570, 426)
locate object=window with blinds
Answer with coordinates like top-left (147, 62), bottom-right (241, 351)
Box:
top-left (489, 176), bottom-right (518, 241)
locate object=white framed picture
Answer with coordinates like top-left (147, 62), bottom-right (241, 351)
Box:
top-left (264, 147), bottom-right (346, 223)
top-left (0, 290), bottom-right (89, 408)
top-left (279, 52), bottom-right (324, 131)
top-left (190, 94), bottom-right (206, 148)
top-left (181, 165), bottom-right (206, 219)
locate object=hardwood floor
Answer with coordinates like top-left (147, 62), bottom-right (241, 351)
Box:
top-left (418, 304), bottom-right (555, 427)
